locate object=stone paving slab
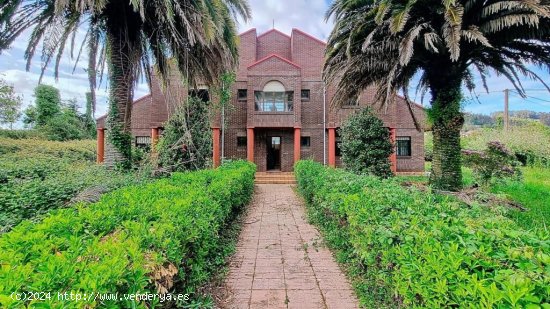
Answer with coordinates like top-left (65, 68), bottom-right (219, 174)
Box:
top-left (220, 184), bottom-right (359, 309)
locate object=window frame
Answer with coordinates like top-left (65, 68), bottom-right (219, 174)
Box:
top-left (301, 89), bottom-right (310, 102)
top-left (237, 136), bottom-right (247, 148)
top-left (300, 136), bottom-right (311, 147)
top-left (237, 89), bottom-right (247, 101)
top-left (396, 136), bottom-right (412, 157)
top-left (254, 91), bottom-right (294, 112)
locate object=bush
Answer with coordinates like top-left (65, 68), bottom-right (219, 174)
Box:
top-left (0, 129), bottom-right (45, 140)
top-left (295, 160), bottom-right (550, 308)
top-left (463, 141), bottom-right (522, 186)
top-left (339, 108), bottom-right (393, 178)
top-left (0, 161), bottom-right (256, 308)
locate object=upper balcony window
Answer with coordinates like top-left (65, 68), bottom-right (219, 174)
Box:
top-left (254, 81), bottom-right (293, 112)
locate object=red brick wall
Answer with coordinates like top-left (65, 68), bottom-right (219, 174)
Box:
top-left (256, 30), bottom-right (292, 61)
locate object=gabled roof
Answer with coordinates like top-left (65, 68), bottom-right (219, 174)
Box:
top-left (95, 94), bottom-right (152, 122)
top-left (247, 54), bottom-right (301, 70)
top-left (291, 28), bottom-right (326, 46)
top-left (257, 28), bottom-right (291, 40)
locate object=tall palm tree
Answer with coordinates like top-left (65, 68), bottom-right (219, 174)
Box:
top-left (324, 0), bottom-right (550, 191)
top-left (0, 0), bottom-right (250, 168)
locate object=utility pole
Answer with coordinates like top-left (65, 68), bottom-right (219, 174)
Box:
top-left (504, 89), bottom-right (509, 130)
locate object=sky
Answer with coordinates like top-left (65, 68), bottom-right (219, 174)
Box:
top-left (1, 0), bottom-right (549, 129)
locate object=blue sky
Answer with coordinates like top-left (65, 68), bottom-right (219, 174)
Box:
top-left (1, 0), bottom-right (549, 129)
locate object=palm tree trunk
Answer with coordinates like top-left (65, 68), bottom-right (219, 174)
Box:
top-left (429, 79), bottom-right (464, 191)
top-left (104, 27), bottom-right (136, 169)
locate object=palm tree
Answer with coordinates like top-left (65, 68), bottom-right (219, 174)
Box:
top-left (324, 0), bottom-right (550, 191)
top-left (0, 0), bottom-right (250, 168)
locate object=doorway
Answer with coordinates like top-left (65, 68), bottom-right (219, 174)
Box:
top-left (266, 136), bottom-right (281, 171)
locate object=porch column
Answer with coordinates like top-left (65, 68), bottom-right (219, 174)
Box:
top-left (97, 128), bottom-right (105, 164)
top-left (389, 127), bottom-right (397, 174)
top-left (328, 127), bottom-right (336, 167)
top-left (151, 127), bottom-right (159, 149)
top-left (294, 127), bottom-right (301, 164)
top-left (247, 127), bottom-right (254, 163)
top-left (212, 127), bottom-right (221, 168)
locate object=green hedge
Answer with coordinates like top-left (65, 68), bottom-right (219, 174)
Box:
top-left (0, 161), bottom-right (256, 308)
top-left (295, 160), bottom-right (550, 308)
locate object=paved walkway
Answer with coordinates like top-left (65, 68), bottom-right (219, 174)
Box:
top-left (220, 184), bottom-right (359, 309)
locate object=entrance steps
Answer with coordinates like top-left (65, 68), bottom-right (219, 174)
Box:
top-left (255, 172), bottom-right (296, 184)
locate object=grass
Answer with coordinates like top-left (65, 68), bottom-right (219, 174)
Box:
top-left (492, 167), bottom-right (550, 231)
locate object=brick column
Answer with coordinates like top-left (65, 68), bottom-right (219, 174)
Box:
top-left (212, 127), bottom-right (221, 168)
top-left (247, 128), bottom-right (254, 163)
top-left (294, 127), bottom-right (301, 164)
top-left (97, 128), bottom-right (105, 164)
top-left (328, 127), bottom-right (336, 167)
top-left (151, 127), bottom-right (159, 149)
top-left (389, 127), bottom-right (397, 174)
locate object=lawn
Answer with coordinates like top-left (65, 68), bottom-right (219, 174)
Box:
top-left (492, 167), bottom-right (550, 231)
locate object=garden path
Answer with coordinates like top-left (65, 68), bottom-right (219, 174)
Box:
top-left (218, 184), bottom-right (359, 309)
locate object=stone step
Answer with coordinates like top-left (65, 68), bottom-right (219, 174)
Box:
top-left (255, 172), bottom-right (296, 184)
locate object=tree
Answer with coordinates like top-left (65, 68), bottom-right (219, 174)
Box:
top-left (0, 78), bottom-right (22, 129)
top-left (324, 0), bottom-right (550, 191)
top-left (34, 84), bottom-right (61, 126)
top-left (339, 108), bottom-right (394, 178)
top-left (0, 0), bottom-right (250, 169)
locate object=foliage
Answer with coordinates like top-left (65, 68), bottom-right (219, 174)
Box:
top-left (462, 121), bottom-right (550, 167)
top-left (34, 84), bottom-right (61, 126)
top-left (0, 129), bottom-right (45, 140)
top-left (158, 96), bottom-right (212, 172)
top-left (324, 0), bottom-right (550, 191)
top-left (339, 108), bottom-right (393, 178)
top-left (0, 0), bottom-right (250, 167)
top-left (463, 141), bottom-right (522, 186)
top-left (0, 161), bottom-right (255, 308)
top-left (0, 78), bottom-right (22, 129)
top-left (0, 138), bottom-right (147, 232)
top-left (295, 160), bottom-right (550, 308)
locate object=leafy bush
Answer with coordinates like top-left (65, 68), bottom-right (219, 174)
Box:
top-left (295, 160), bottom-right (550, 308)
top-left (339, 108), bottom-right (393, 178)
top-left (463, 141), bottom-right (522, 186)
top-left (157, 96), bottom-right (212, 172)
top-left (0, 138), bottom-right (148, 232)
top-left (0, 161), bottom-right (255, 308)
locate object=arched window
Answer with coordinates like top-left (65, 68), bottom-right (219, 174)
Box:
top-left (254, 81), bottom-right (293, 112)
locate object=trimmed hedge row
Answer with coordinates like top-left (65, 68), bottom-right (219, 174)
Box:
top-left (295, 160), bottom-right (550, 308)
top-left (0, 161), bottom-right (256, 308)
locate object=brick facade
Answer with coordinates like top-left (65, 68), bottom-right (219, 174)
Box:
top-left (97, 28), bottom-right (426, 173)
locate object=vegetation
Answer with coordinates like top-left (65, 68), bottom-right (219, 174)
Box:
top-left (158, 97), bottom-right (212, 172)
top-left (339, 108), bottom-right (393, 178)
top-left (462, 141), bottom-right (522, 187)
top-left (324, 0), bottom-right (550, 191)
top-left (0, 137), bottom-right (148, 232)
top-left (295, 161), bottom-right (549, 308)
top-left (0, 77), bottom-right (22, 129)
top-left (462, 121), bottom-right (550, 167)
top-left (0, 161), bottom-right (255, 308)
top-left (0, 0), bottom-right (250, 168)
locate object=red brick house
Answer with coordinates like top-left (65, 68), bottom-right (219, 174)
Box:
top-left (97, 28), bottom-right (425, 173)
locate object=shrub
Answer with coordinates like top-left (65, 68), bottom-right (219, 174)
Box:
top-left (463, 141), bottom-right (522, 186)
top-left (295, 160), bottom-right (550, 308)
top-left (157, 96), bottom-right (212, 172)
top-left (0, 129), bottom-right (45, 140)
top-left (339, 108), bottom-right (393, 178)
top-left (0, 161), bottom-right (255, 308)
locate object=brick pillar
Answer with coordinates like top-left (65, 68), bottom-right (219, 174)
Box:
top-left (212, 127), bottom-right (221, 168)
top-left (389, 127), bottom-right (397, 174)
top-left (294, 127), bottom-right (301, 164)
top-left (97, 128), bottom-right (105, 164)
top-left (247, 128), bottom-right (254, 163)
top-left (328, 128), bottom-right (336, 167)
top-left (151, 127), bottom-right (159, 149)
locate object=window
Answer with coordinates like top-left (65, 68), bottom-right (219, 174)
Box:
top-left (396, 136), bottom-right (412, 157)
top-left (237, 136), bottom-right (247, 147)
top-left (135, 136), bottom-right (151, 149)
top-left (335, 131), bottom-right (342, 156)
top-left (301, 89), bottom-right (310, 101)
top-left (301, 136), bottom-right (311, 147)
top-left (237, 89), bottom-right (247, 101)
top-left (343, 100), bottom-right (359, 106)
top-left (254, 81), bottom-right (293, 112)
top-left (189, 89), bottom-right (209, 102)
